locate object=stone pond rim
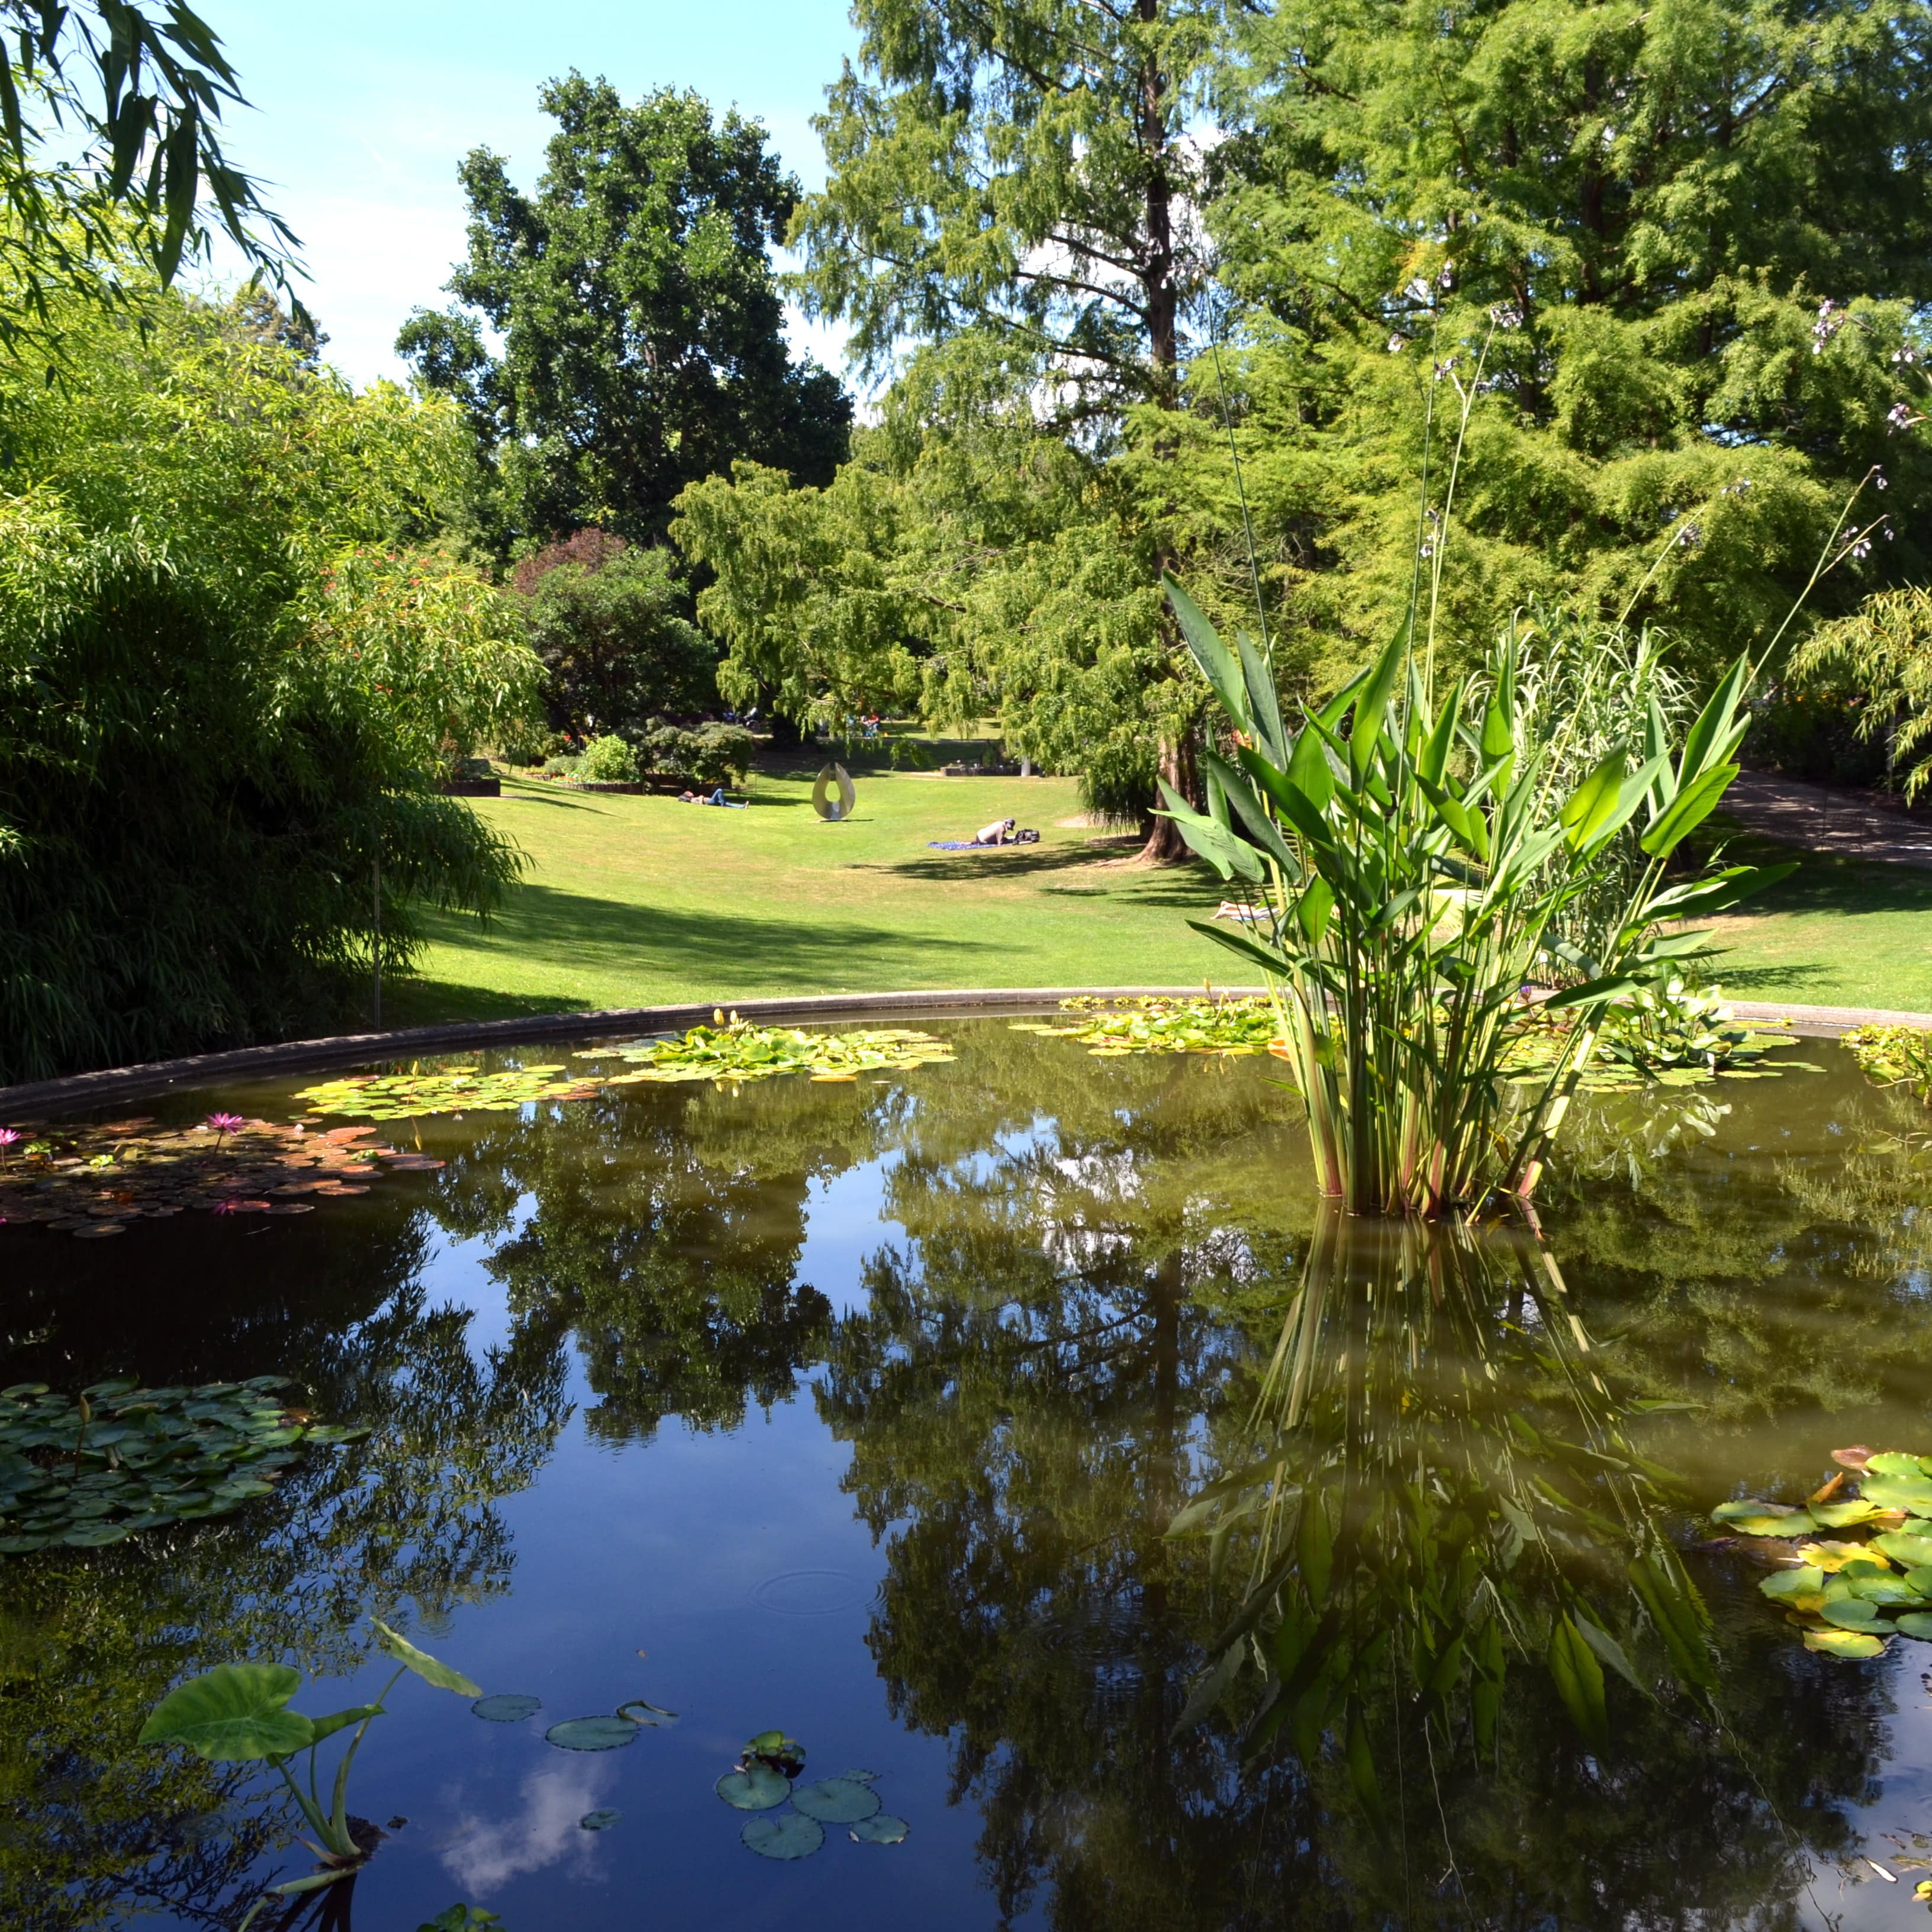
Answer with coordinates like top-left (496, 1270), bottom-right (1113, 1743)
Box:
top-left (1, 988), bottom-right (1925, 1120)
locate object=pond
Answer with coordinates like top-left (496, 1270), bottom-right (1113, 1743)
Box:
top-left (4, 1018), bottom-right (1932, 1930)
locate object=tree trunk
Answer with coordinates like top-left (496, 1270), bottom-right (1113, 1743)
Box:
top-left (1137, 733), bottom-right (1196, 864)
top-left (1135, 6), bottom-right (1189, 868)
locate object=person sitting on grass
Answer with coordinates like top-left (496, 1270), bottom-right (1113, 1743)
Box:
top-left (974, 817), bottom-right (1017, 845)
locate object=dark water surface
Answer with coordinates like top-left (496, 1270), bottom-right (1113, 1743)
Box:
top-left (4, 1021), bottom-right (1932, 1930)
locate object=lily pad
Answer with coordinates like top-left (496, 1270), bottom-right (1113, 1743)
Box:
top-left (471, 1694), bottom-right (541, 1723)
top-left (1017, 995), bottom-right (1284, 1058)
top-left (1715, 1507), bottom-right (1817, 1537)
top-left (1865, 1452), bottom-right (1932, 1480)
top-left (0, 1382), bottom-right (358, 1553)
top-left (616, 1699), bottom-right (678, 1728)
top-left (850, 1813), bottom-right (910, 1844)
top-left (742, 1813), bottom-right (825, 1860)
top-left (294, 1064), bottom-right (591, 1122)
top-left (1822, 1598), bottom-right (1886, 1631)
top-left (790, 1777), bottom-right (881, 1824)
top-left (1760, 1567), bottom-right (1827, 1614)
top-left (1857, 1476), bottom-right (1932, 1516)
top-left (1804, 1627), bottom-right (1887, 1659)
top-left (579, 1809), bottom-right (621, 1831)
top-left (716, 1764), bottom-right (791, 1811)
top-left (1875, 1532), bottom-right (1932, 1568)
top-left (588, 1022), bottom-right (955, 1088)
top-left (1896, 1613), bottom-right (1932, 1640)
top-left (545, 1715), bottom-right (639, 1751)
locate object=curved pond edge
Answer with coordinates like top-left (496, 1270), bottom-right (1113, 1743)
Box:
top-left (2, 988), bottom-right (1924, 1120)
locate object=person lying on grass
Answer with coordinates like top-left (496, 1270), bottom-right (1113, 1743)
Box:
top-left (928, 820), bottom-right (1041, 849)
top-left (678, 787), bottom-right (747, 809)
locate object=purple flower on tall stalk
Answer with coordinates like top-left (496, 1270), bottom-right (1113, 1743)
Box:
top-left (204, 1112), bottom-right (246, 1148)
top-left (0, 1127), bottom-right (18, 1169)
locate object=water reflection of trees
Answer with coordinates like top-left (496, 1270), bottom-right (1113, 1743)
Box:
top-left (430, 1080), bottom-right (887, 1440)
top-left (817, 1043), bottom-right (1902, 1930)
top-left (5, 1029), bottom-right (1930, 1928)
top-left (0, 1215), bottom-right (572, 1932)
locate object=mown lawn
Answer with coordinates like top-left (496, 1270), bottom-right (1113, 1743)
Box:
top-left (391, 767), bottom-right (1238, 1023)
top-left (389, 777), bottom-right (1932, 1023)
top-left (1692, 819), bottom-right (1932, 1012)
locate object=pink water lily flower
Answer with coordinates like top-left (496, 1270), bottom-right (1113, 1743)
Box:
top-left (204, 1112), bottom-right (246, 1147)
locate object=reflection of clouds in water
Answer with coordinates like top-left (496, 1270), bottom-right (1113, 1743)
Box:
top-left (439, 1758), bottom-right (616, 1892)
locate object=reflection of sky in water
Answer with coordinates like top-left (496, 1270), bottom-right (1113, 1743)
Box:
top-left (794, 1155), bottom-right (899, 1316)
top-left (438, 1756), bottom-right (619, 1892)
top-left (420, 1191), bottom-right (535, 1364)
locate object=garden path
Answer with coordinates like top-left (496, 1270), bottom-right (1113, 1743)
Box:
top-left (1727, 771), bottom-right (1932, 870)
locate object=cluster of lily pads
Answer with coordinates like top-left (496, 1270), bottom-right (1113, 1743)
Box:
top-left (0, 1377), bottom-right (365, 1553)
top-left (578, 1017), bottom-right (955, 1086)
top-left (467, 1685), bottom-right (681, 1834)
top-left (1715, 1446), bottom-right (1932, 1658)
top-left (1503, 983), bottom-right (1811, 1094)
top-left (714, 1728), bottom-right (908, 1860)
top-left (0, 1113), bottom-right (433, 1238)
top-left (293, 1064), bottom-right (603, 1122)
top-left (1012, 995), bottom-right (1286, 1057)
top-left (1844, 1023), bottom-right (1932, 1102)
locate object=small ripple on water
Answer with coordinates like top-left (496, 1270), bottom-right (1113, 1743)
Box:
top-left (749, 1568), bottom-right (875, 1616)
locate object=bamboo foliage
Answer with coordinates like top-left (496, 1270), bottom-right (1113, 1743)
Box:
top-left (1157, 584), bottom-right (1790, 1216)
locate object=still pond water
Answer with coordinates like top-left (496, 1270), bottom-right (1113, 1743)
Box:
top-left (5, 1019), bottom-right (1932, 1930)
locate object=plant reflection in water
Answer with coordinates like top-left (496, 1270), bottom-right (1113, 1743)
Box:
top-left (1, 1026), bottom-right (1927, 1929)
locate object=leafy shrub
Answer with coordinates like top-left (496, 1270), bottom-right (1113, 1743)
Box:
top-left (575, 733), bottom-right (642, 783)
top-left (0, 284), bottom-right (535, 1082)
top-left (540, 752), bottom-right (582, 776)
top-left (642, 720), bottom-right (755, 789)
top-left (517, 532), bottom-right (717, 738)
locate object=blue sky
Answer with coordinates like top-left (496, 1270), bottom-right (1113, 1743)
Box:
top-left (198, 1), bottom-right (862, 388)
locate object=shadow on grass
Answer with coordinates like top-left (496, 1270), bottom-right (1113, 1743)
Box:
top-left (1703, 822), bottom-right (1932, 917)
top-left (420, 881), bottom-right (995, 995)
top-left (381, 978), bottom-right (591, 1026)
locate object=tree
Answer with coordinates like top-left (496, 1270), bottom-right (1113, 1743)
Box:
top-left (514, 530), bottom-right (716, 740)
top-left (793, 0), bottom-right (1232, 856)
top-left (1186, 0), bottom-right (1932, 691)
top-left (0, 286), bottom-right (537, 1082)
top-left (0, 3), bottom-right (300, 355)
top-left (673, 350), bottom-right (1177, 828)
top-left (397, 73), bottom-right (852, 554)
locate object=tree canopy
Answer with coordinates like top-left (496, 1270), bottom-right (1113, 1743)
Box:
top-left (680, 0), bottom-right (1932, 828)
top-left (398, 73), bottom-right (853, 553)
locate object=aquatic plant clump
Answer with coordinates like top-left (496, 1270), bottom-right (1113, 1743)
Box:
top-left (0, 1378), bottom-right (366, 1553)
top-left (0, 1115), bottom-right (427, 1237)
top-left (1714, 1446), bottom-right (1932, 1658)
top-left (1844, 1024), bottom-right (1932, 1101)
top-left (1012, 995), bottom-right (1287, 1057)
top-left (294, 1064), bottom-right (602, 1120)
top-left (581, 1019), bottom-right (955, 1085)
top-left (1503, 985), bottom-right (1812, 1095)
top-left (713, 1730), bottom-right (907, 1860)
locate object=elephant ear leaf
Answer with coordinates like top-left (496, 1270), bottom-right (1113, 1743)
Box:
top-left (139, 1662), bottom-right (314, 1763)
top-left (371, 1619), bottom-right (482, 1697)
